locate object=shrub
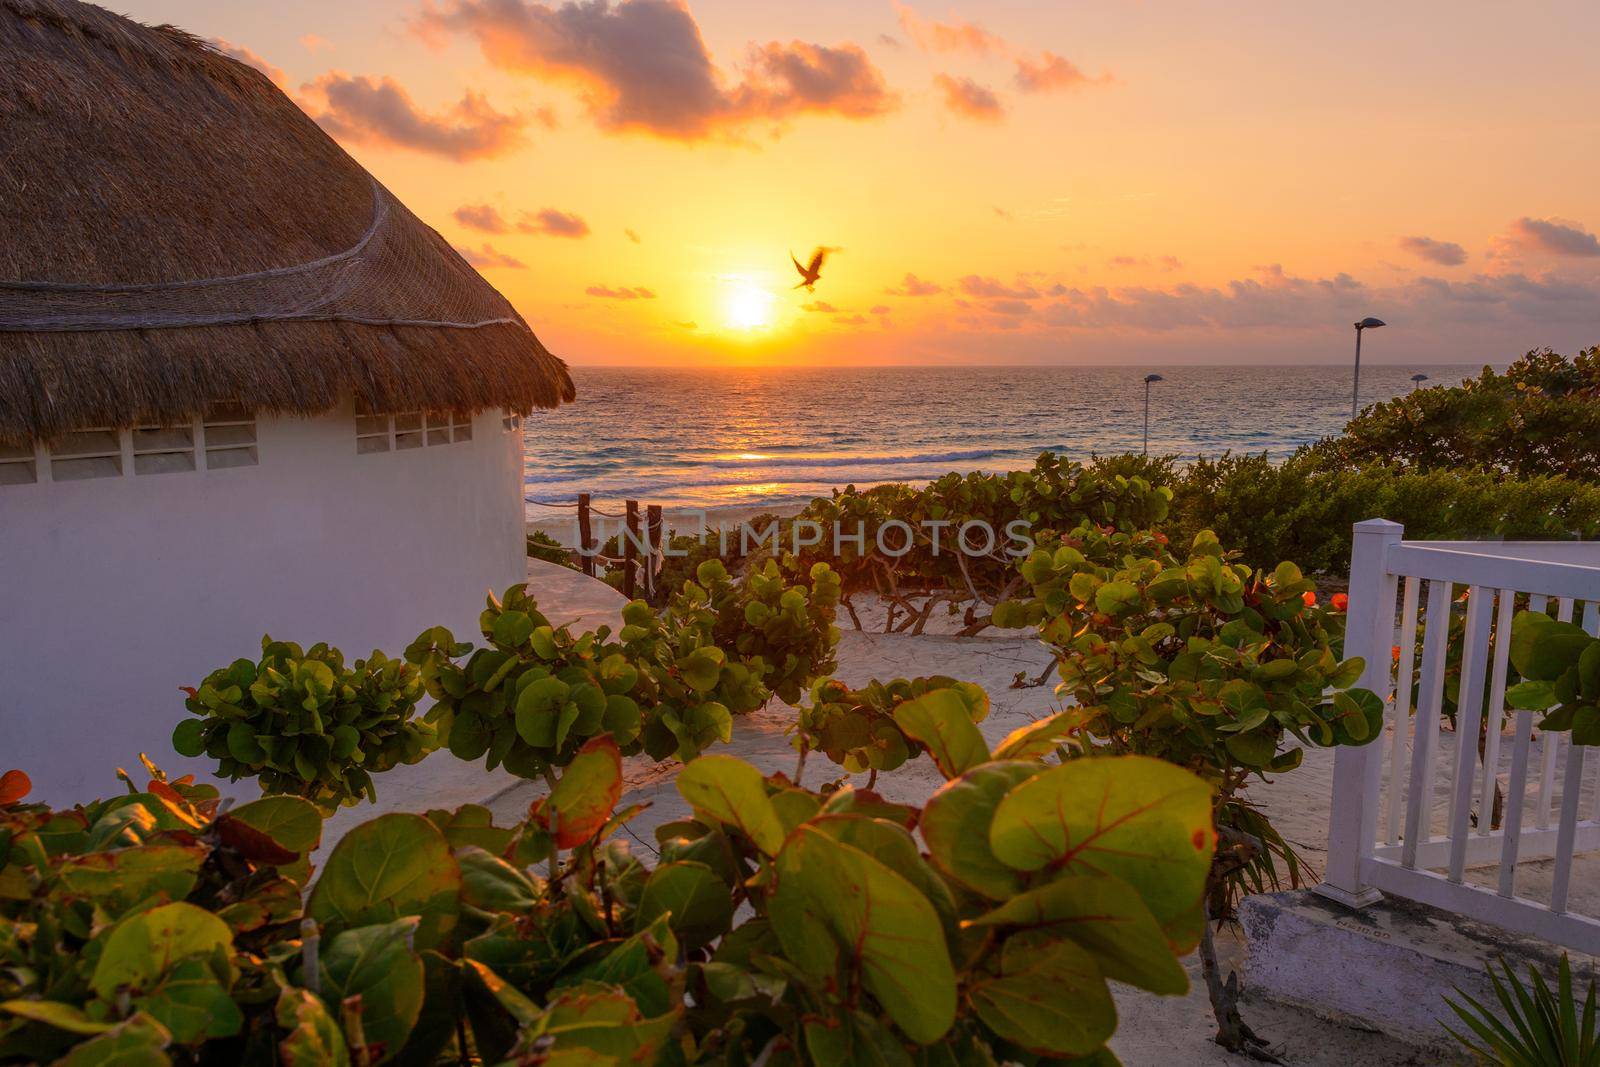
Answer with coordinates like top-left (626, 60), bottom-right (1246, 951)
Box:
top-left (1445, 954), bottom-right (1600, 1067)
top-left (673, 558), bottom-right (842, 705)
top-left (1307, 346), bottom-right (1600, 481)
top-left (1004, 521), bottom-right (1383, 1052)
top-left (1505, 608), bottom-right (1600, 744)
top-left (404, 584), bottom-right (761, 778)
top-left (171, 638), bottom-right (434, 813)
top-left (525, 529), bottom-right (575, 568)
top-left (0, 725), bottom-right (1216, 1064)
top-left (793, 675), bottom-right (993, 783)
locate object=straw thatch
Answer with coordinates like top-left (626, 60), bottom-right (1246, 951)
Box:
top-left (0, 0), bottom-right (574, 445)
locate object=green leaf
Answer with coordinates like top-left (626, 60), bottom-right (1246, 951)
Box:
top-left (1511, 612), bottom-right (1594, 681)
top-left (458, 847), bottom-right (538, 914)
top-left (634, 861), bottom-right (735, 951)
top-left (54, 845), bottom-right (205, 915)
top-left (229, 796), bottom-right (323, 853)
top-left (891, 689), bottom-right (990, 780)
top-left (679, 647), bottom-right (726, 693)
top-left (771, 826), bottom-right (956, 1044)
top-left (0, 999), bottom-right (113, 1035)
top-left (920, 761), bottom-right (1040, 899)
top-left (170, 719), bottom-right (205, 759)
top-left (320, 918), bottom-right (426, 1062)
top-left (988, 755), bottom-right (1214, 951)
top-left (1094, 580), bottom-right (1142, 617)
top-left (966, 874), bottom-right (1187, 995)
top-left (137, 958), bottom-right (242, 1044)
top-left (967, 931), bottom-right (1115, 1058)
top-left (50, 1013), bottom-right (173, 1067)
top-left (491, 610), bottom-right (535, 649)
top-left (276, 988), bottom-right (350, 1067)
top-left (675, 755), bottom-right (786, 856)
top-left (991, 712), bottom-right (1074, 760)
top-left (308, 814), bottom-right (461, 951)
top-left (90, 902), bottom-right (235, 1001)
top-left (534, 735), bottom-right (622, 849)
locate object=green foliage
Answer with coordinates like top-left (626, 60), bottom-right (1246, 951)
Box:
top-left (794, 676), bottom-right (991, 779)
top-left (671, 558), bottom-right (842, 706)
top-left (1008, 522), bottom-right (1380, 908)
top-left (405, 567), bottom-right (840, 780)
top-left (1310, 347), bottom-right (1600, 482)
top-left (1506, 610), bottom-right (1600, 744)
top-left (1162, 452), bottom-right (1600, 574)
top-left (1, 731), bottom-right (1215, 1064)
top-left (791, 451), bottom-right (1173, 633)
top-left (172, 638), bottom-right (434, 814)
top-left (526, 529), bottom-right (576, 569)
top-left (1445, 953), bottom-right (1600, 1066)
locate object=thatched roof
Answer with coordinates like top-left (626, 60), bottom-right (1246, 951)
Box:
top-left (0, 0), bottom-right (574, 445)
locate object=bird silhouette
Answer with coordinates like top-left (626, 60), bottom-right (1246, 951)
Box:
top-left (791, 247), bottom-right (827, 290)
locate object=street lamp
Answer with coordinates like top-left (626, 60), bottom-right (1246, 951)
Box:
top-left (1410, 372), bottom-right (1429, 391)
top-left (1143, 373), bottom-right (1164, 455)
top-left (1351, 317), bottom-right (1386, 421)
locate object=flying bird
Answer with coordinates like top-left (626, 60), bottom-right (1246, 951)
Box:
top-left (791, 247), bottom-right (828, 290)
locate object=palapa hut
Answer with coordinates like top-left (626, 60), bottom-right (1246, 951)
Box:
top-left (0, 0), bottom-right (574, 802)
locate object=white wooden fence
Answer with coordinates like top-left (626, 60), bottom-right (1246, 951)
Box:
top-left (1317, 520), bottom-right (1600, 952)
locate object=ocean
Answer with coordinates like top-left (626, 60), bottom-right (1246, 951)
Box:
top-left (522, 363), bottom-right (1486, 530)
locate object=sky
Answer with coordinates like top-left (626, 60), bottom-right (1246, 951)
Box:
top-left (121, 0), bottom-right (1600, 367)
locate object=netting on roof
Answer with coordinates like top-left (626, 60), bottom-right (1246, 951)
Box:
top-left (0, 181), bottom-right (524, 333)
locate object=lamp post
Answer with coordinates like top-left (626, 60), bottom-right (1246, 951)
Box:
top-left (1143, 373), bottom-right (1164, 455)
top-left (1351, 317), bottom-right (1386, 421)
top-left (1410, 373), bottom-right (1429, 392)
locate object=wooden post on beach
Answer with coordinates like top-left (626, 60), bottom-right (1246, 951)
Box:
top-left (577, 493), bottom-right (595, 577)
top-left (624, 500), bottom-right (640, 600)
top-left (645, 504), bottom-right (664, 599)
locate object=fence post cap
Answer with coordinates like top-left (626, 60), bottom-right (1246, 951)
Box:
top-left (1352, 518), bottom-right (1404, 535)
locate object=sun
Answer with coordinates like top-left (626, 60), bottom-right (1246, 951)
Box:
top-left (722, 282), bottom-right (776, 331)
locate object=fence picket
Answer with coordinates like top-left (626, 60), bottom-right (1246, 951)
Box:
top-left (1386, 577), bottom-right (1421, 845)
top-left (1402, 579), bottom-right (1453, 870)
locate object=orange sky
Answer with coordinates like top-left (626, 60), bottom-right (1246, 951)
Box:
top-left (125, 0), bottom-right (1600, 366)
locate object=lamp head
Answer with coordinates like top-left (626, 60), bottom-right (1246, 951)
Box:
top-left (1355, 317), bottom-right (1386, 330)
top-left (1144, 373), bottom-right (1165, 383)
top-left (1410, 373), bottom-right (1429, 383)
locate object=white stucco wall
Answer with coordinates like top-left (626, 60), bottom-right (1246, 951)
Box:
top-left (0, 402), bottom-right (526, 805)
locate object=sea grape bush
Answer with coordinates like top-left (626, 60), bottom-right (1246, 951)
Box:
top-left (793, 674), bottom-right (994, 782)
top-left (406, 565), bottom-right (841, 780)
top-left (672, 557), bottom-right (842, 706)
top-left (789, 452), bottom-right (1173, 634)
top-left (1505, 608), bottom-right (1600, 743)
top-left (0, 709), bottom-right (1217, 1064)
top-left (171, 638), bottom-right (434, 814)
top-left (1307, 346), bottom-right (1600, 482)
top-left (999, 523), bottom-right (1383, 907)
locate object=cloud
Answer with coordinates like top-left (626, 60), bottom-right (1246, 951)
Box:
top-left (993, 206), bottom-right (1013, 221)
top-left (300, 73), bottom-right (528, 159)
top-left (958, 275), bottom-right (1039, 299)
top-left (528, 208), bottom-right (590, 237)
top-left (1498, 217), bottom-right (1600, 258)
top-left (934, 74), bottom-right (1004, 122)
top-left (1107, 254), bottom-right (1184, 271)
top-left (802, 300), bottom-right (840, 312)
top-left (453, 204), bottom-right (590, 236)
top-left (208, 38), bottom-right (285, 86)
top-left (454, 204), bottom-right (512, 233)
top-left (884, 272), bottom-right (943, 296)
top-left (586, 284), bottom-right (656, 299)
top-left (870, 304), bottom-right (891, 315)
top-left (415, 0), bottom-right (896, 140)
top-left (457, 243), bottom-right (526, 268)
top-left (833, 313), bottom-right (870, 326)
top-left (877, 33), bottom-right (901, 49)
top-left (895, 3), bottom-right (1110, 98)
top-left (1014, 52), bottom-right (1106, 93)
top-left (625, 228), bottom-right (641, 243)
top-left (984, 299), bottom-right (1033, 316)
top-left (893, 2), bottom-right (1005, 55)
top-left (300, 33), bottom-right (333, 53)
top-left (1398, 235), bottom-right (1467, 266)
